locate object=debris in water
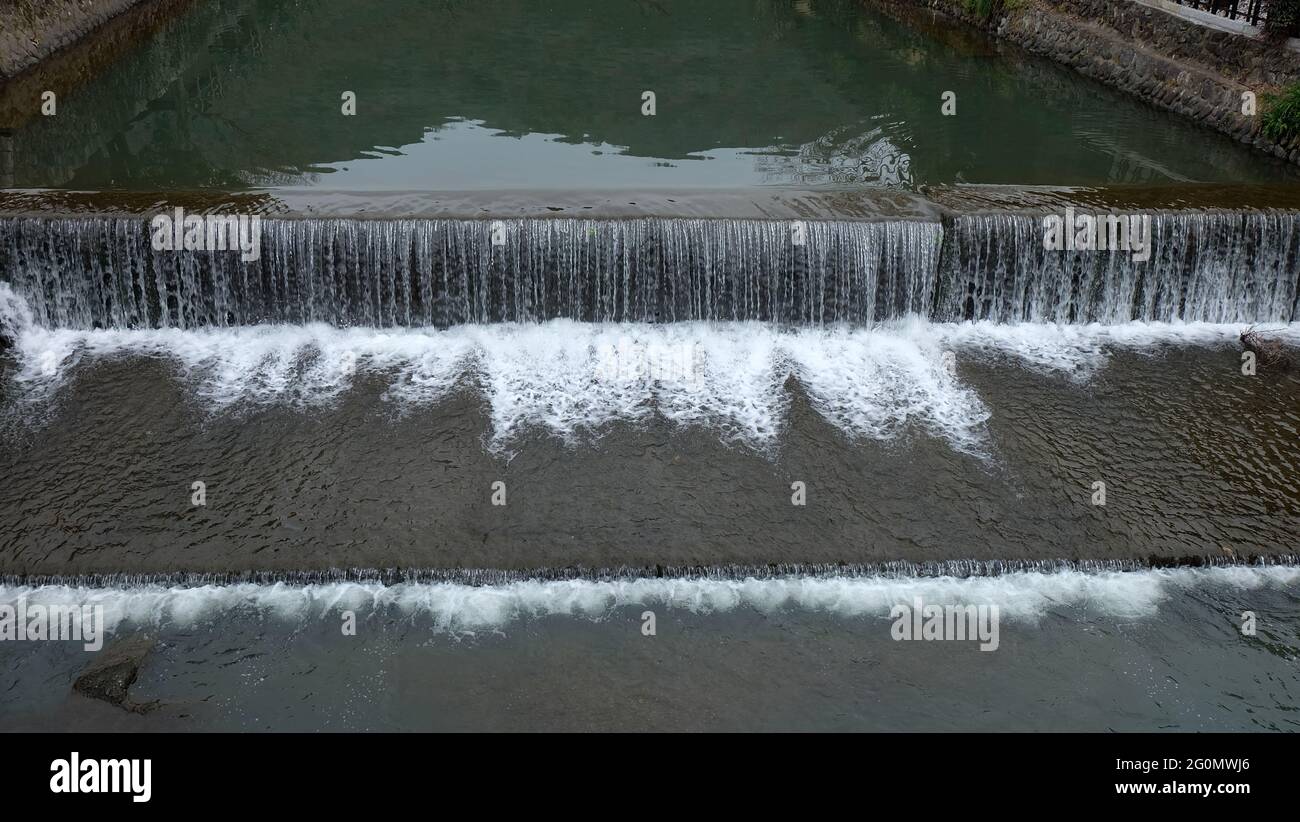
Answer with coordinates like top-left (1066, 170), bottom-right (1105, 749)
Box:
top-left (1240, 327), bottom-right (1292, 369)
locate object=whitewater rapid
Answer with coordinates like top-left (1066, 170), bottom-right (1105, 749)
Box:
top-left (3, 284), bottom-right (1294, 453)
top-left (1, 564), bottom-right (1295, 637)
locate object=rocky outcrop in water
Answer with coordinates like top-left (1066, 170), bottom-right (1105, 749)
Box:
top-left (72, 636), bottom-right (158, 712)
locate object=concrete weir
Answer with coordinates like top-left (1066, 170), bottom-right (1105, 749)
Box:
top-left (2, 185), bottom-right (1298, 328)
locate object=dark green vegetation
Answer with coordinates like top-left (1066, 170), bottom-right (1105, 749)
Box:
top-left (1264, 0), bottom-right (1300, 39)
top-left (1263, 82), bottom-right (1300, 141)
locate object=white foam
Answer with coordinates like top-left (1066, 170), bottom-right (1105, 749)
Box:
top-left (788, 320), bottom-right (988, 444)
top-left (3, 284), bottom-right (1296, 451)
top-left (1, 565), bottom-right (1295, 637)
top-left (937, 320), bottom-right (1295, 376)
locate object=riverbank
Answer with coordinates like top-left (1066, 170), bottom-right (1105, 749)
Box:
top-left (868, 0), bottom-right (1300, 163)
top-left (0, 0), bottom-right (165, 81)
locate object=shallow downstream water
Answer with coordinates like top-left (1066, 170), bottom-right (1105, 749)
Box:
top-left (1, 312), bottom-right (1298, 575)
top-left (4, 280), bottom-right (1294, 731)
top-left (2, 0), bottom-right (1299, 733)
top-left (1, 565), bottom-right (1298, 731)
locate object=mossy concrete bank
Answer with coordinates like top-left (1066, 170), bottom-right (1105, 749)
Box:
top-left (873, 0), bottom-right (1300, 163)
top-left (0, 0), bottom-right (160, 81)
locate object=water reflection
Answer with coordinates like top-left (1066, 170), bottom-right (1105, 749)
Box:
top-left (1, 0), bottom-right (1293, 190)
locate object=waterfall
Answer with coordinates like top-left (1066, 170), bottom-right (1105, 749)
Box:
top-left (2, 210), bottom-right (1298, 329)
top-left (0, 216), bottom-right (937, 328)
top-left (936, 211), bottom-right (1300, 324)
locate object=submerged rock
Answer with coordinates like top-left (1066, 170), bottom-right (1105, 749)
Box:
top-left (72, 636), bottom-right (158, 712)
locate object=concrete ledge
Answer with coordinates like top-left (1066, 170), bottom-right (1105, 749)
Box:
top-left (1135, 0), bottom-right (1262, 37)
top-left (0, 187), bottom-right (947, 221)
top-left (1131, 0), bottom-right (1300, 50)
top-left (1036, 0), bottom-right (1300, 85)
top-left (6, 184), bottom-right (1300, 220)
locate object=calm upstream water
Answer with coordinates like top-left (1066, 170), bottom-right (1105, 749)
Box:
top-left (1, 0), bottom-right (1299, 732)
top-left (4, 0), bottom-right (1298, 189)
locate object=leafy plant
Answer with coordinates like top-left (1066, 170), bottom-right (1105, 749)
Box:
top-left (1261, 83), bottom-right (1300, 141)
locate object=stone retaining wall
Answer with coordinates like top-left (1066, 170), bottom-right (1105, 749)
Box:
top-left (1040, 0), bottom-right (1300, 86)
top-left (0, 0), bottom-right (153, 81)
top-left (877, 0), bottom-right (1300, 163)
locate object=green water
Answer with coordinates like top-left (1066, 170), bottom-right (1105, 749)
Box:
top-left (5, 0), bottom-right (1297, 190)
